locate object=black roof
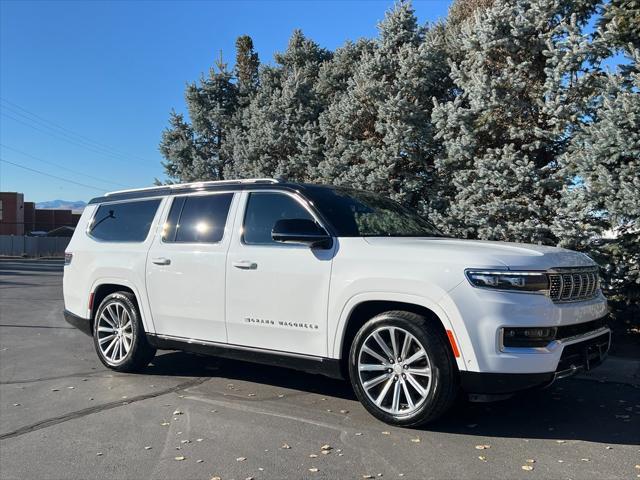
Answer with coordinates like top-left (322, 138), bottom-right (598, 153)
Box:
top-left (88, 180), bottom-right (315, 205)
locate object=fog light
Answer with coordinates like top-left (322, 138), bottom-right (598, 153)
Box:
top-left (502, 327), bottom-right (557, 348)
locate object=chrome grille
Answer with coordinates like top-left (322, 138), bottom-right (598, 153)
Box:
top-left (548, 268), bottom-right (599, 302)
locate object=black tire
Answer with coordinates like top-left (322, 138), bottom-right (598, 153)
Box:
top-left (348, 310), bottom-right (459, 427)
top-left (93, 291), bottom-right (156, 372)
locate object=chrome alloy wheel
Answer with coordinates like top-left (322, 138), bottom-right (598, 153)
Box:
top-left (357, 326), bottom-right (433, 416)
top-left (96, 302), bottom-right (133, 365)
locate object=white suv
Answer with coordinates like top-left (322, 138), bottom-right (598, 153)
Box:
top-left (63, 178), bottom-right (610, 426)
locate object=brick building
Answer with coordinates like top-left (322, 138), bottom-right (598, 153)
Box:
top-left (0, 192), bottom-right (25, 235)
top-left (0, 191), bottom-right (81, 235)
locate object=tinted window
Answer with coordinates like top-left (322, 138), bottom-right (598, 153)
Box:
top-left (90, 199), bottom-right (161, 242)
top-left (165, 193), bottom-right (233, 243)
top-left (243, 192), bottom-right (315, 245)
top-left (303, 186), bottom-right (443, 237)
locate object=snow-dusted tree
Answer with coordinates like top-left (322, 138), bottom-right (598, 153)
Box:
top-left (558, 54), bottom-right (639, 301)
top-left (160, 56), bottom-right (238, 181)
top-left (431, 0), bottom-right (600, 242)
top-left (227, 30), bottom-right (331, 180)
top-left (316, 1), bottom-right (452, 209)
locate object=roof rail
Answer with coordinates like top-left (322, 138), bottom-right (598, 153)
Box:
top-left (104, 178), bottom-right (279, 197)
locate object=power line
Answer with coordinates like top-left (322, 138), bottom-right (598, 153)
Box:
top-left (0, 157), bottom-right (106, 192)
top-left (0, 111), bottom-right (143, 166)
top-left (0, 144), bottom-right (134, 189)
top-left (0, 97), bottom-right (154, 164)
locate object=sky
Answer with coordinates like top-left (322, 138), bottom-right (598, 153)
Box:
top-left (0, 0), bottom-right (452, 203)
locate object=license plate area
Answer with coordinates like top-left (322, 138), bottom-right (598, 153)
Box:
top-left (556, 331), bottom-right (610, 372)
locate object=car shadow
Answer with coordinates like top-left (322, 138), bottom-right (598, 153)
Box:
top-left (141, 351), bottom-right (639, 446)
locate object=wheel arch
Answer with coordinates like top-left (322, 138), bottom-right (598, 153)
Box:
top-left (89, 279), bottom-right (153, 333)
top-left (332, 294), bottom-right (467, 375)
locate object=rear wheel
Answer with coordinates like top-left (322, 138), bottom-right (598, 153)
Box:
top-left (349, 310), bottom-right (458, 426)
top-left (93, 292), bottom-right (156, 372)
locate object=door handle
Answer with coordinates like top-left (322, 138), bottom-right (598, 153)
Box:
top-left (151, 257), bottom-right (171, 266)
top-left (232, 260), bottom-right (257, 270)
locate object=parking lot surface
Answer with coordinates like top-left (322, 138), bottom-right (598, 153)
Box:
top-left (1, 258), bottom-right (639, 480)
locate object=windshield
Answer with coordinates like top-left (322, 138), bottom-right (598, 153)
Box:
top-left (303, 186), bottom-right (443, 237)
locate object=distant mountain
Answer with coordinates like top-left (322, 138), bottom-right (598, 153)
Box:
top-left (36, 200), bottom-right (87, 212)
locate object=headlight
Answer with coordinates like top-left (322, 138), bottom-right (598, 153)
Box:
top-left (502, 327), bottom-right (557, 348)
top-left (465, 270), bottom-right (549, 293)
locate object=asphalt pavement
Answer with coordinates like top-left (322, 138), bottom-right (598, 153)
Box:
top-left (1, 258), bottom-right (639, 480)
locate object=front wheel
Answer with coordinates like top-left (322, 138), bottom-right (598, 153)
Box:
top-left (349, 311), bottom-right (459, 427)
top-left (93, 292), bottom-right (156, 372)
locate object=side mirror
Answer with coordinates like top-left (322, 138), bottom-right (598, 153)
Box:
top-left (272, 219), bottom-right (332, 248)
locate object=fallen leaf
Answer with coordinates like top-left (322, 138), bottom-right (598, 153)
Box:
top-left (51, 388), bottom-right (59, 392)
top-left (161, 422), bottom-right (170, 426)
top-left (605, 446), bottom-right (612, 450)
top-left (278, 394), bottom-right (285, 398)
top-left (144, 446), bottom-right (152, 450)
top-left (340, 409), bottom-right (349, 414)
top-left (281, 443), bottom-right (291, 449)
top-left (210, 477), bottom-right (221, 480)
top-left (196, 459), bottom-right (203, 463)
top-left (181, 439), bottom-right (190, 444)
top-left (309, 454), bottom-right (318, 458)
top-left (363, 475), bottom-right (374, 479)
top-left (521, 465), bottom-right (534, 471)
top-left (68, 386), bottom-right (75, 390)
top-left (355, 432), bottom-right (363, 436)
top-left (381, 431), bottom-right (390, 435)
top-left (321, 450), bottom-right (330, 455)
top-left (245, 477), bottom-right (254, 480)
top-left (410, 438), bottom-right (421, 443)
top-left (556, 440), bottom-right (566, 444)
top-left (174, 456), bottom-right (185, 461)
top-left (173, 410), bottom-right (183, 415)
top-left (475, 445), bottom-right (491, 450)
top-left (197, 438), bottom-right (203, 442)
top-left (210, 410), bottom-right (217, 413)
top-left (581, 458), bottom-right (591, 462)
top-left (309, 468), bottom-right (319, 473)
top-left (236, 457), bottom-right (246, 462)
top-left (478, 456), bottom-right (487, 462)
top-left (12, 403), bottom-right (20, 406)
top-left (248, 393), bottom-right (256, 397)
top-left (96, 452), bottom-right (103, 456)
top-left (321, 444), bottom-right (332, 451)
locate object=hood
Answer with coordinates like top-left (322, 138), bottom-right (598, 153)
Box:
top-left (362, 237), bottom-right (595, 271)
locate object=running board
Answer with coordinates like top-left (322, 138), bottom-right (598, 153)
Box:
top-left (146, 334), bottom-right (344, 380)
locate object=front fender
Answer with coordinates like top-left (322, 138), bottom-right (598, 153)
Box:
top-left (330, 291), bottom-right (470, 372)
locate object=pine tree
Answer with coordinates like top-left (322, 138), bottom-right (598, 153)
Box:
top-left (431, 0), bottom-right (600, 242)
top-left (234, 35), bottom-right (260, 94)
top-left (160, 55), bottom-right (238, 182)
top-left (226, 30), bottom-right (331, 180)
top-left (316, 1), bottom-right (452, 209)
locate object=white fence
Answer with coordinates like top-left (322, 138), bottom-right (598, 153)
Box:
top-left (0, 235), bottom-right (70, 257)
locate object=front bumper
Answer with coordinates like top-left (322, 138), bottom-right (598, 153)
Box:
top-left (461, 328), bottom-right (611, 394)
top-left (64, 309), bottom-right (92, 336)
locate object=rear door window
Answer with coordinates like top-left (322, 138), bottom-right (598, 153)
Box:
top-left (163, 193), bottom-right (233, 243)
top-left (90, 199), bottom-right (161, 242)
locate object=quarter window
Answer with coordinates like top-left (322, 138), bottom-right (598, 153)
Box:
top-left (164, 193), bottom-right (233, 243)
top-left (243, 192), bottom-right (315, 245)
top-left (90, 199), bottom-right (161, 242)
